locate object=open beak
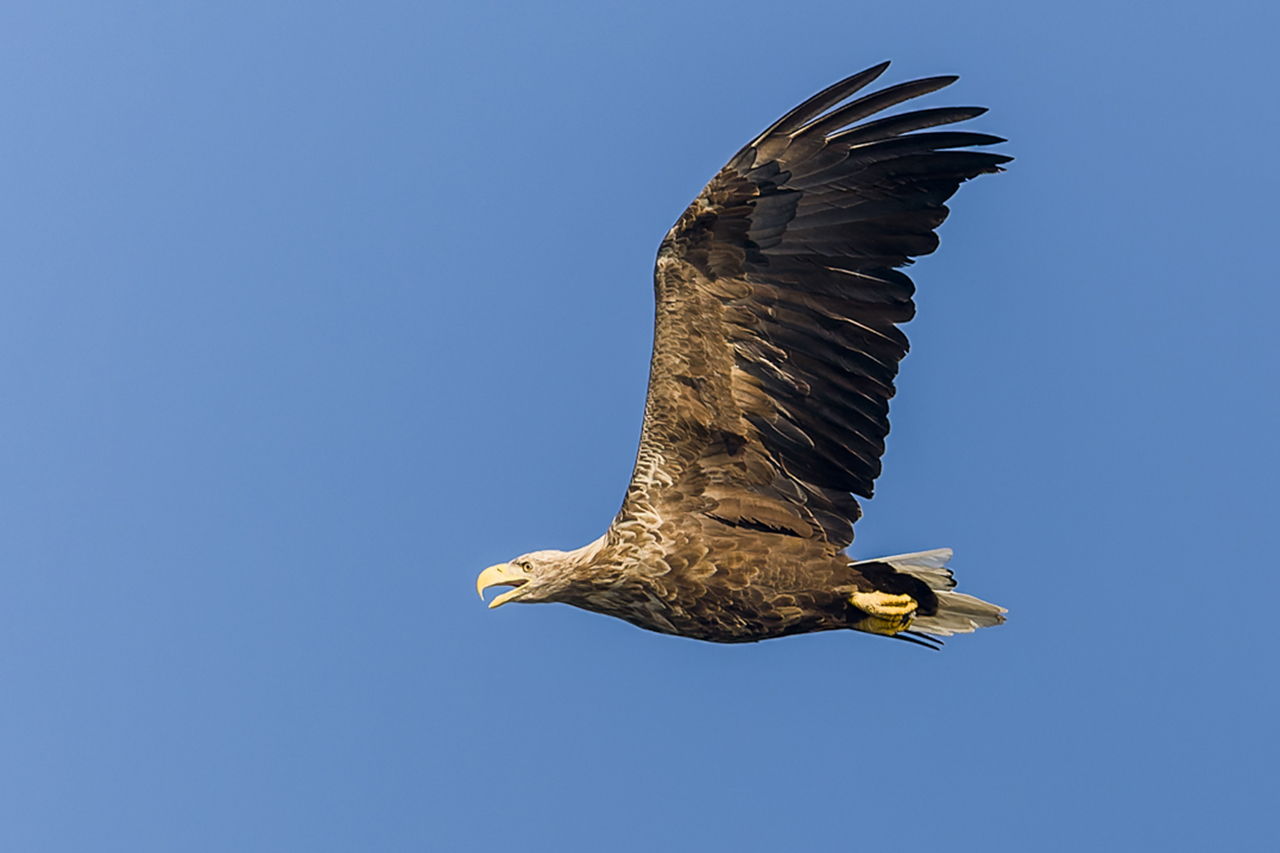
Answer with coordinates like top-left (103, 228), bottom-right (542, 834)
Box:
top-left (476, 563), bottom-right (530, 609)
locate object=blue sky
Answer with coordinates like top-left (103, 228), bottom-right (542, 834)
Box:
top-left (2, 1), bottom-right (1277, 850)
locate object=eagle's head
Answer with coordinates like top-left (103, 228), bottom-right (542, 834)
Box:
top-left (475, 549), bottom-right (575, 608)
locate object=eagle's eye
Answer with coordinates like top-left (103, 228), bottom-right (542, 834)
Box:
top-left (517, 560), bottom-right (532, 572)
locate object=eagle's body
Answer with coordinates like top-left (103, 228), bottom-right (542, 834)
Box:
top-left (478, 63), bottom-right (1009, 646)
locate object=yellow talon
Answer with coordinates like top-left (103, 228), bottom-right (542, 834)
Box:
top-left (848, 590), bottom-right (918, 636)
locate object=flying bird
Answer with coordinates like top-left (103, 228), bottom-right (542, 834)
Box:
top-left (477, 62), bottom-right (1009, 647)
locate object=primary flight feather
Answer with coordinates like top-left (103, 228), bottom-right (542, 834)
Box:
top-left (477, 62), bottom-right (1009, 647)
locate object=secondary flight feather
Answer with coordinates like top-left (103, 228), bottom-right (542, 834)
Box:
top-left (477, 62), bottom-right (1009, 647)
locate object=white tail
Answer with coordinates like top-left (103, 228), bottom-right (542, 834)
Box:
top-left (850, 549), bottom-right (1006, 637)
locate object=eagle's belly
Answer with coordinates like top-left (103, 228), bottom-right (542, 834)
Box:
top-left (569, 555), bottom-right (857, 643)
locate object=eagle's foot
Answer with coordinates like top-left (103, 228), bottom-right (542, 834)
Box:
top-left (848, 590), bottom-right (918, 636)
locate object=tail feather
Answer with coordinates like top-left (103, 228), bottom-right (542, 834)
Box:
top-left (850, 548), bottom-right (1006, 637)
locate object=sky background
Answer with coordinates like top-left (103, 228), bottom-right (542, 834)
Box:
top-left (2, 1), bottom-right (1277, 851)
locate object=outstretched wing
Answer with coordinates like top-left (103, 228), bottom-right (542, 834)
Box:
top-left (618, 63), bottom-right (1010, 551)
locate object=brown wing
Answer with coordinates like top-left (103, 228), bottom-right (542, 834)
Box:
top-left (618, 63), bottom-right (1010, 551)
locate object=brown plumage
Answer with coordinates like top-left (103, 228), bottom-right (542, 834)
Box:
top-left (477, 63), bottom-right (1009, 647)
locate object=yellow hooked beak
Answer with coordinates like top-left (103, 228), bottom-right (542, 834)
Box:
top-left (476, 563), bottom-right (530, 609)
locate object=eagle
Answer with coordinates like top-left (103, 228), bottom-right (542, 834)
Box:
top-left (477, 62), bottom-right (1010, 647)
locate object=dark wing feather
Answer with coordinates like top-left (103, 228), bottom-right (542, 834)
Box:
top-left (618, 64), bottom-right (1009, 550)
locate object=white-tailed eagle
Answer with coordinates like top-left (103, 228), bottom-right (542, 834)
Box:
top-left (478, 63), bottom-right (1009, 647)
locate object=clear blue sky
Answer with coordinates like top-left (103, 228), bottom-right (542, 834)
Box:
top-left (2, 2), bottom-right (1277, 850)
